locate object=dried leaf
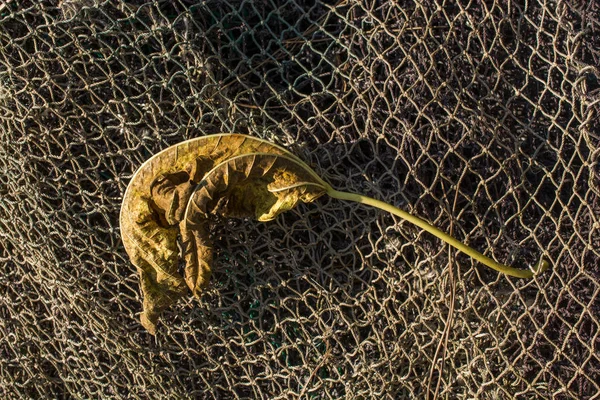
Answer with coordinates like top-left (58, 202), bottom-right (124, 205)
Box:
top-left (121, 133), bottom-right (548, 334)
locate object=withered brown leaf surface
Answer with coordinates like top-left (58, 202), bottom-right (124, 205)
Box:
top-left (120, 134), bottom-right (328, 334)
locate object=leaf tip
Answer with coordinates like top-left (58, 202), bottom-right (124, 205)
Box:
top-left (140, 312), bottom-right (158, 335)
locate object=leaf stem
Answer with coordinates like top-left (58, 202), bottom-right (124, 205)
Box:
top-left (327, 189), bottom-right (549, 278)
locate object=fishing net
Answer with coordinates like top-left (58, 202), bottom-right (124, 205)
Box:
top-left (1, 0), bottom-right (599, 398)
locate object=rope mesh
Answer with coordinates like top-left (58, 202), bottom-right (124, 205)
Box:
top-left (1, 0), bottom-right (598, 398)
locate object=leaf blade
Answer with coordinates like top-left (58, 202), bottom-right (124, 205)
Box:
top-left (119, 134), bottom-right (323, 333)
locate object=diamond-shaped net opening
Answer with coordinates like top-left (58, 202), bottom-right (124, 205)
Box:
top-left (1, 1), bottom-right (598, 398)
